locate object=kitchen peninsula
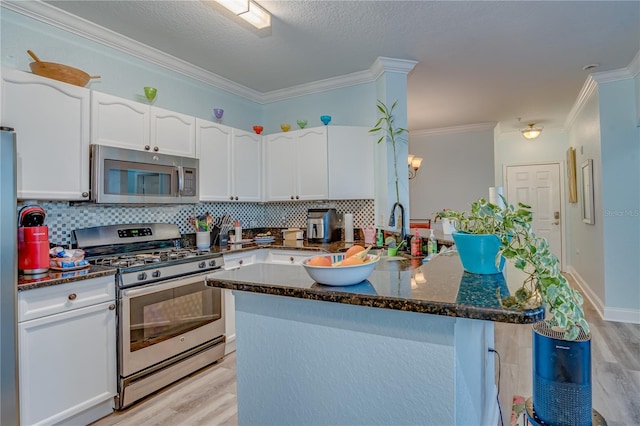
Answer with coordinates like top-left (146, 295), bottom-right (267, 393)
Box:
top-left (206, 252), bottom-right (543, 425)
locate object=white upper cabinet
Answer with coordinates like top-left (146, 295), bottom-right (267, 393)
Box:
top-left (264, 132), bottom-right (297, 201)
top-left (231, 129), bottom-right (261, 202)
top-left (196, 120), bottom-right (261, 202)
top-left (265, 126), bottom-right (373, 201)
top-left (196, 119), bottom-right (232, 201)
top-left (91, 91), bottom-right (195, 157)
top-left (264, 127), bottom-right (328, 201)
top-left (1, 69), bottom-right (91, 201)
top-left (327, 126), bottom-right (374, 200)
top-left (150, 106), bottom-right (196, 157)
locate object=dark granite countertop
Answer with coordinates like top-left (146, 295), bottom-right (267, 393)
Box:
top-left (18, 265), bottom-right (117, 291)
top-left (206, 251), bottom-right (544, 324)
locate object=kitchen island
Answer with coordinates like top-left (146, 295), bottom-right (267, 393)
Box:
top-left (206, 253), bottom-right (543, 425)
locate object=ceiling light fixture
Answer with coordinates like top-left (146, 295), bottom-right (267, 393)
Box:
top-left (213, 0), bottom-right (271, 29)
top-left (520, 123), bottom-right (543, 140)
top-left (408, 154), bottom-right (423, 179)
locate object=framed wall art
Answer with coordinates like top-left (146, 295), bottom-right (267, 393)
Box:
top-left (566, 147), bottom-right (577, 203)
top-left (581, 159), bottom-right (595, 225)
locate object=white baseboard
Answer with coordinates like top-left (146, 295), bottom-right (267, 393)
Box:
top-left (603, 307), bottom-right (640, 324)
top-left (224, 333), bottom-right (236, 355)
top-left (567, 267), bottom-right (640, 324)
top-left (566, 266), bottom-right (606, 319)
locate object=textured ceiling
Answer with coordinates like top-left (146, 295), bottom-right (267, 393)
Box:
top-left (45, 1), bottom-right (640, 132)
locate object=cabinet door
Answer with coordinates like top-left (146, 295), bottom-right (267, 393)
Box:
top-left (19, 301), bottom-right (116, 426)
top-left (2, 70), bottom-right (90, 200)
top-left (150, 106), bottom-right (196, 157)
top-left (91, 91), bottom-right (150, 151)
top-left (264, 133), bottom-right (296, 201)
top-left (296, 127), bottom-right (328, 200)
top-left (196, 119), bottom-right (232, 201)
top-left (232, 129), bottom-right (262, 202)
top-left (328, 126), bottom-right (374, 199)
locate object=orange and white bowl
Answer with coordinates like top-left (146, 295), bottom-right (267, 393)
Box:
top-left (301, 253), bottom-right (379, 286)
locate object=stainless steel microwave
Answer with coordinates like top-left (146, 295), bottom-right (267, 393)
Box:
top-left (90, 144), bottom-right (198, 204)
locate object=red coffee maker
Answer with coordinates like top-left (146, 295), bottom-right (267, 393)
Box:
top-left (18, 205), bottom-right (50, 274)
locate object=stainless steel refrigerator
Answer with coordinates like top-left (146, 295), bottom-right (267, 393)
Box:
top-left (0, 127), bottom-right (20, 425)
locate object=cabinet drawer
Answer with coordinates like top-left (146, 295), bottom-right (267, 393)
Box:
top-left (19, 275), bottom-right (115, 322)
top-left (266, 250), bottom-right (318, 265)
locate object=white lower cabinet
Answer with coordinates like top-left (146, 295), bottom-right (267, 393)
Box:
top-left (265, 250), bottom-right (318, 265)
top-left (221, 250), bottom-right (266, 355)
top-left (18, 276), bottom-right (116, 426)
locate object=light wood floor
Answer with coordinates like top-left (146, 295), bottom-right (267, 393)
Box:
top-left (92, 274), bottom-right (639, 426)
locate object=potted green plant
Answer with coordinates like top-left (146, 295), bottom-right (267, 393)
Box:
top-left (438, 197), bottom-right (589, 339)
top-left (370, 100), bottom-right (409, 245)
top-left (441, 197), bottom-right (594, 425)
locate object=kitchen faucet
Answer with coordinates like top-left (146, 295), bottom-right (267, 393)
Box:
top-left (388, 202), bottom-right (407, 248)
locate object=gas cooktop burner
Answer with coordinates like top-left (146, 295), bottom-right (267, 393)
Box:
top-left (90, 248), bottom-right (214, 268)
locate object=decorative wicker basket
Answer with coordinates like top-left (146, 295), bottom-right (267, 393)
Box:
top-left (27, 50), bottom-right (100, 87)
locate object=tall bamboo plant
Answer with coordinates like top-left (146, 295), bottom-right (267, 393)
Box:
top-left (369, 100), bottom-right (407, 205)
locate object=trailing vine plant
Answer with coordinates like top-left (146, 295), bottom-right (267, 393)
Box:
top-left (439, 197), bottom-right (589, 340)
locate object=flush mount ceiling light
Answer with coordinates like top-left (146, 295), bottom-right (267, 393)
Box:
top-left (520, 123), bottom-right (543, 140)
top-left (212, 0), bottom-right (271, 29)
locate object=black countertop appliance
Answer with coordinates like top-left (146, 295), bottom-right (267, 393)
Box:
top-left (306, 208), bottom-right (339, 243)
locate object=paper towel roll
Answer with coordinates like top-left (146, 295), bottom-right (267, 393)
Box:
top-left (489, 186), bottom-right (505, 208)
top-left (344, 213), bottom-right (354, 242)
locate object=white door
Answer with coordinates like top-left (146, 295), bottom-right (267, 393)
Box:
top-left (505, 163), bottom-right (563, 265)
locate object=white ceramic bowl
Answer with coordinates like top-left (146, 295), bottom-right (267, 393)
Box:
top-left (301, 253), bottom-right (379, 286)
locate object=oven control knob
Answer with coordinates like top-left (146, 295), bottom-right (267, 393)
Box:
top-left (152, 270), bottom-right (161, 278)
top-left (137, 272), bottom-right (147, 281)
top-left (199, 261), bottom-right (206, 268)
top-left (209, 260), bottom-right (216, 267)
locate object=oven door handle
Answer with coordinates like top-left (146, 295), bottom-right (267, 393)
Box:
top-left (177, 166), bottom-right (185, 196)
top-left (121, 272), bottom-right (214, 298)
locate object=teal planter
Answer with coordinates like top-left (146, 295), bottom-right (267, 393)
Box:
top-left (452, 231), bottom-right (505, 275)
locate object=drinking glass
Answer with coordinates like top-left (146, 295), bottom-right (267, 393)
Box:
top-left (320, 115), bottom-right (331, 125)
top-left (144, 87), bottom-right (157, 103)
top-left (213, 108), bottom-right (224, 123)
top-left (297, 119), bottom-right (308, 129)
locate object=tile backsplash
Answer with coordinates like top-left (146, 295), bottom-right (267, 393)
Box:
top-left (26, 200), bottom-right (374, 246)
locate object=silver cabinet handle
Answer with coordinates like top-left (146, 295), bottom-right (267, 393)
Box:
top-left (109, 304), bottom-right (116, 311)
top-left (153, 146), bottom-right (159, 152)
top-left (82, 192), bottom-right (89, 198)
top-left (144, 145), bottom-right (151, 150)
top-left (68, 293), bottom-right (77, 301)
top-left (552, 221), bottom-right (560, 225)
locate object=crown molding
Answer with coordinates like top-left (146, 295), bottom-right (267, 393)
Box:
top-left (369, 57), bottom-right (419, 80)
top-left (2, 1), bottom-right (418, 106)
top-left (410, 122), bottom-right (497, 137)
top-left (591, 67), bottom-right (634, 84)
top-left (564, 76), bottom-right (598, 130)
top-left (628, 50), bottom-right (640, 78)
top-left (2, 0), bottom-right (265, 102)
top-left (262, 68), bottom-right (375, 103)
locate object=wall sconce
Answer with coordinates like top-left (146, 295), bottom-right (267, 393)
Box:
top-left (212, 0), bottom-right (271, 29)
top-left (408, 154), bottom-right (423, 179)
top-left (520, 123), bottom-right (543, 140)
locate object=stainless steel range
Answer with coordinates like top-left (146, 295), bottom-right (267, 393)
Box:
top-left (74, 223), bottom-right (225, 410)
